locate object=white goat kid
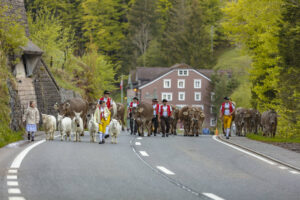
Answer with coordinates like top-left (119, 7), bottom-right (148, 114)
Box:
top-left (57, 114), bottom-right (72, 141)
top-left (88, 114), bottom-right (98, 143)
top-left (109, 119), bottom-right (121, 144)
top-left (72, 111), bottom-right (83, 142)
top-left (42, 114), bottom-right (56, 140)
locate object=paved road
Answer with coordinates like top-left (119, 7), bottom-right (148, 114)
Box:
top-left (1, 132), bottom-right (300, 200)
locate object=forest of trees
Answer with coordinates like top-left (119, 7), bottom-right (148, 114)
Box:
top-left (0, 0), bottom-right (299, 139)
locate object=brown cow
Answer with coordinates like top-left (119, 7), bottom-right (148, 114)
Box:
top-left (169, 106), bottom-right (180, 135)
top-left (132, 102), bottom-right (153, 137)
top-left (261, 110), bottom-right (277, 137)
top-left (115, 103), bottom-right (126, 131)
top-left (54, 98), bottom-right (89, 131)
top-left (179, 106), bottom-right (192, 136)
top-left (190, 107), bottom-right (205, 137)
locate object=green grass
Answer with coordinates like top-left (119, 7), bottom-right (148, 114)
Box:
top-left (213, 47), bottom-right (252, 108)
top-left (247, 133), bottom-right (300, 143)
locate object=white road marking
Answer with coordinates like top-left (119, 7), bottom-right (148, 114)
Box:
top-left (290, 170), bottom-right (300, 175)
top-left (8, 188), bottom-right (21, 194)
top-left (279, 166), bottom-right (288, 170)
top-left (137, 137), bottom-right (142, 140)
top-left (9, 197), bottom-right (26, 200)
top-left (203, 193), bottom-right (225, 200)
top-left (7, 181), bottom-right (19, 186)
top-left (8, 169), bottom-right (18, 174)
top-left (135, 142), bottom-right (141, 146)
top-left (11, 140), bottom-right (45, 169)
top-left (139, 151), bottom-right (149, 157)
top-left (7, 175), bottom-right (17, 180)
top-left (157, 166), bottom-right (175, 175)
top-left (213, 136), bottom-right (275, 165)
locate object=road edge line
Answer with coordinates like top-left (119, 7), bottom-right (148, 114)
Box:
top-left (216, 136), bottom-right (300, 172)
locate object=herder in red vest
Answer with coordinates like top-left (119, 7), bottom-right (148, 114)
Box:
top-left (128, 97), bottom-right (139, 135)
top-left (159, 99), bottom-right (172, 137)
top-left (219, 96), bottom-right (235, 139)
top-left (151, 98), bottom-right (160, 136)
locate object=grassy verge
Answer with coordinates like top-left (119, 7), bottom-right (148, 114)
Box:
top-left (247, 133), bottom-right (300, 143)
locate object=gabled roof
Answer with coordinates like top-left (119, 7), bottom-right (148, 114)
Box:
top-left (20, 40), bottom-right (43, 55)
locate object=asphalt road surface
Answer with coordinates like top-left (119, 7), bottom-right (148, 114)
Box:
top-left (1, 131), bottom-right (300, 200)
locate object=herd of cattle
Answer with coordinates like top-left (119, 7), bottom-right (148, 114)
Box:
top-left (39, 98), bottom-right (278, 142)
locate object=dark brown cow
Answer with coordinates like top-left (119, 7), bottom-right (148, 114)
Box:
top-left (170, 106), bottom-right (180, 135)
top-left (179, 106), bottom-right (192, 136)
top-left (249, 109), bottom-right (261, 134)
top-left (234, 108), bottom-right (251, 136)
top-left (115, 103), bottom-right (126, 131)
top-left (261, 110), bottom-right (277, 137)
top-left (54, 98), bottom-right (89, 128)
top-left (132, 102), bottom-right (153, 137)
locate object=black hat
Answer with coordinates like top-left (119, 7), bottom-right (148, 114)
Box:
top-left (224, 96), bottom-right (230, 100)
top-left (104, 90), bottom-right (110, 95)
top-left (133, 97), bottom-right (139, 101)
top-left (152, 98), bottom-right (158, 102)
top-left (162, 99), bottom-right (168, 102)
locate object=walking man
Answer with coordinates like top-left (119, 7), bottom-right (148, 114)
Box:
top-left (128, 97), bottom-right (139, 135)
top-left (152, 98), bottom-right (160, 136)
top-left (219, 97), bottom-right (235, 139)
top-left (99, 90), bottom-right (112, 138)
top-left (159, 99), bottom-right (172, 137)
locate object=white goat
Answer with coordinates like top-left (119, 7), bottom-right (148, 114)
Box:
top-left (109, 119), bottom-right (121, 144)
top-left (42, 114), bottom-right (56, 140)
top-left (88, 114), bottom-right (98, 143)
top-left (72, 111), bottom-right (83, 142)
top-left (57, 114), bottom-right (72, 141)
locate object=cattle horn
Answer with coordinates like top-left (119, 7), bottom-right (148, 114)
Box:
top-left (183, 111), bottom-right (188, 116)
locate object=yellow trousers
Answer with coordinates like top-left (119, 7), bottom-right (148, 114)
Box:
top-left (223, 115), bottom-right (232, 129)
top-left (99, 114), bottom-right (110, 133)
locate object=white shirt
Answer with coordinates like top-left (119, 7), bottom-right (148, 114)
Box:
top-left (153, 104), bottom-right (158, 116)
top-left (162, 105), bottom-right (172, 117)
top-left (220, 103), bottom-right (235, 116)
top-left (132, 103), bottom-right (137, 107)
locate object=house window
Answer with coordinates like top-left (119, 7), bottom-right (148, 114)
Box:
top-left (194, 92), bottom-right (201, 101)
top-left (162, 92), bottom-right (172, 101)
top-left (178, 69), bottom-right (189, 76)
top-left (177, 79), bottom-right (185, 88)
top-left (176, 104), bottom-right (186, 108)
top-left (210, 106), bottom-right (215, 114)
top-left (163, 79), bottom-right (171, 88)
top-left (211, 92), bottom-right (215, 101)
top-left (194, 79), bottom-right (201, 88)
top-left (178, 92), bottom-right (185, 101)
top-left (210, 118), bottom-right (216, 126)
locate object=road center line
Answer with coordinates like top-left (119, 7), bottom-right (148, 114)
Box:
top-left (7, 181), bottom-right (19, 186)
top-left (290, 170), bottom-right (300, 175)
top-left (157, 166), bottom-right (175, 175)
top-left (8, 188), bottom-right (21, 194)
top-left (212, 136), bottom-right (275, 165)
top-left (139, 151), bottom-right (149, 157)
top-left (203, 193), bottom-right (225, 200)
top-left (9, 197), bottom-right (26, 200)
top-left (10, 140), bottom-right (45, 169)
top-left (8, 169), bottom-right (18, 174)
top-left (135, 142), bottom-right (141, 146)
top-left (7, 175), bottom-right (17, 180)
top-left (279, 166), bottom-right (288, 170)
top-left (137, 137), bottom-right (142, 140)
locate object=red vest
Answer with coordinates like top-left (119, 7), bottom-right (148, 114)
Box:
top-left (153, 104), bottom-right (160, 116)
top-left (129, 101), bottom-right (139, 112)
top-left (221, 102), bottom-right (233, 114)
top-left (160, 105), bottom-right (172, 117)
top-left (100, 97), bottom-right (111, 109)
